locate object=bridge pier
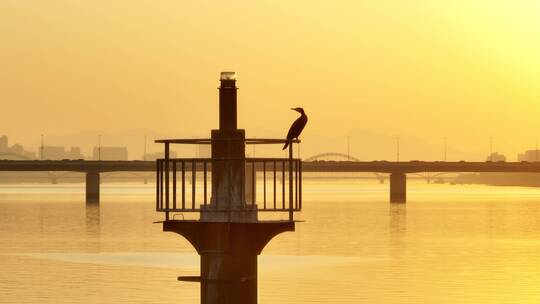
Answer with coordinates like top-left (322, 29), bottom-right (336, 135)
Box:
top-left (390, 172), bottom-right (406, 203)
top-left (86, 172), bottom-right (100, 203)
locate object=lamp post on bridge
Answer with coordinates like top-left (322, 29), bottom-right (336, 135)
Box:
top-left (489, 137), bottom-right (493, 161)
top-left (443, 137), bottom-right (447, 162)
top-left (143, 135), bottom-right (147, 161)
top-left (40, 134), bottom-right (44, 160)
top-left (396, 136), bottom-right (400, 162)
top-left (347, 136), bottom-right (350, 161)
top-left (534, 138), bottom-right (538, 161)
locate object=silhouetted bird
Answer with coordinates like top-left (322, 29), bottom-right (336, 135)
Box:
top-left (283, 107), bottom-right (308, 150)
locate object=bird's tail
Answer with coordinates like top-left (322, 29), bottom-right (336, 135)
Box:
top-left (282, 140), bottom-right (290, 150)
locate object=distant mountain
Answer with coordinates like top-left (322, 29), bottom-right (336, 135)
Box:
top-left (10, 127), bottom-right (481, 161)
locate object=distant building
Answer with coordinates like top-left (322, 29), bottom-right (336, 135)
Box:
top-left (486, 152), bottom-right (506, 162)
top-left (0, 136), bottom-right (7, 150)
top-left (41, 146), bottom-right (63, 160)
top-left (143, 151), bottom-right (178, 161)
top-left (69, 147), bottom-right (83, 159)
top-left (518, 150), bottom-right (540, 162)
top-left (0, 135), bottom-right (36, 159)
top-left (41, 146), bottom-right (84, 160)
top-left (92, 146), bottom-right (128, 160)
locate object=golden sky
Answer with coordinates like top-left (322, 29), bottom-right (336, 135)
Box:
top-left (1, 1), bottom-right (540, 160)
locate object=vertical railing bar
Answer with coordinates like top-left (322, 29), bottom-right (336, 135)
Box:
top-left (215, 159), bottom-right (218, 210)
top-left (273, 160), bottom-right (276, 210)
top-left (173, 161), bottom-right (177, 210)
top-left (181, 161), bottom-right (185, 210)
top-left (252, 159), bottom-right (256, 206)
top-left (160, 161), bottom-right (164, 211)
top-left (154, 154), bottom-right (300, 214)
top-left (282, 160), bottom-right (285, 210)
top-left (288, 144), bottom-right (293, 221)
top-left (299, 160), bottom-right (302, 210)
top-left (241, 158), bottom-right (245, 207)
top-left (295, 159), bottom-right (298, 210)
top-left (192, 160), bottom-right (196, 210)
top-left (156, 160), bottom-right (160, 210)
top-left (263, 161), bottom-right (266, 210)
top-left (164, 143), bottom-right (170, 221)
top-left (204, 161), bottom-right (207, 206)
top-left (245, 159), bottom-right (248, 206)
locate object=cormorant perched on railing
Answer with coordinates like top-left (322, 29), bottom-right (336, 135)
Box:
top-left (283, 107), bottom-right (308, 150)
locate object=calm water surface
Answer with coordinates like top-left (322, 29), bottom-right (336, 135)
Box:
top-left (1, 180), bottom-right (540, 303)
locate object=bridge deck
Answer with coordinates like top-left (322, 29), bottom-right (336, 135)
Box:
top-left (304, 161), bottom-right (540, 173)
top-left (0, 160), bottom-right (155, 172)
top-left (1, 160), bottom-right (540, 173)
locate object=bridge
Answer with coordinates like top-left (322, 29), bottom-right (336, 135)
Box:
top-left (0, 160), bottom-right (154, 202)
top-left (302, 161), bottom-right (540, 202)
top-left (2, 160), bottom-right (540, 203)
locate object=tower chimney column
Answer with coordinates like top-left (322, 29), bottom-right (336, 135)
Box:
top-left (218, 72), bottom-right (238, 131)
top-left (204, 72), bottom-right (255, 222)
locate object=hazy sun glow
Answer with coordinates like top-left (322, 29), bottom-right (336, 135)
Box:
top-left (1, 0), bottom-right (539, 160)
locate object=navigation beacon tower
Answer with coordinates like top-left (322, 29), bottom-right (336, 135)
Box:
top-left (155, 72), bottom-right (302, 304)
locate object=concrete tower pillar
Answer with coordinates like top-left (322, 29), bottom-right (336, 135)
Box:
top-left (202, 71), bottom-right (256, 222)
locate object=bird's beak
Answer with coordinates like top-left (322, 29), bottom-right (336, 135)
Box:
top-left (290, 108), bottom-right (295, 110)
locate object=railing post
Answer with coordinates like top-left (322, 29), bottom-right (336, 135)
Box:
top-left (192, 160), bottom-right (196, 210)
top-left (173, 161), bottom-right (177, 210)
top-left (273, 160), bottom-right (277, 209)
top-left (263, 161), bottom-right (266, 210)
top-left (295, 160), bottom-right (298, 209)
top-left (299, 160), bottom-right (302, 210)
top-left (160, 161), bottom-right (164, 209)
top-left (282, 161), bottom-right (285, 209)
top-left (288, 144), bottom-right (293, 221)
top-left (165, 142), bottom-right (170, 221)
top-left (203, 160), bottom-right (207, 206)
top-left (251, 159), bottom-right (256, 206)
top-left (182, 161), bottom-right (185, 209)
top-left (156, 160), bottom-right (160, 211)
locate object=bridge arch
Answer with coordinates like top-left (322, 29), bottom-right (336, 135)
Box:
top-left (304, 152), bottom-right (360, 162)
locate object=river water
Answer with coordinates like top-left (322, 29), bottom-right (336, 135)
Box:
top-left (1, 180), bottom-right (540, 303)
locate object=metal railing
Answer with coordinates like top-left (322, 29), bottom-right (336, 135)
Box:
top-left (156, 157), bottom-right (302, 220)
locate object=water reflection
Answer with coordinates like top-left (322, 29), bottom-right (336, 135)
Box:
top-left (2, 182), bottom-right (540, 304)
top-left (389, 203), bottom-right (407, 256)
top-left (85, 202), bottom-right (100, 252)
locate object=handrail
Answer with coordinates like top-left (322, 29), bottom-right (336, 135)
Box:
top-left (156, 157), bottom-right (300, 162)
top-left (156, 137), bottom-right (302, 222)
top-left (154, 138), bottom-right (301, 145)
top-left (155, 157), bottom-right (302, 220)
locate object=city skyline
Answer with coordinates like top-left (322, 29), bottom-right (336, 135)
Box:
top-left (2, 131), bottom-right (540, 162)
